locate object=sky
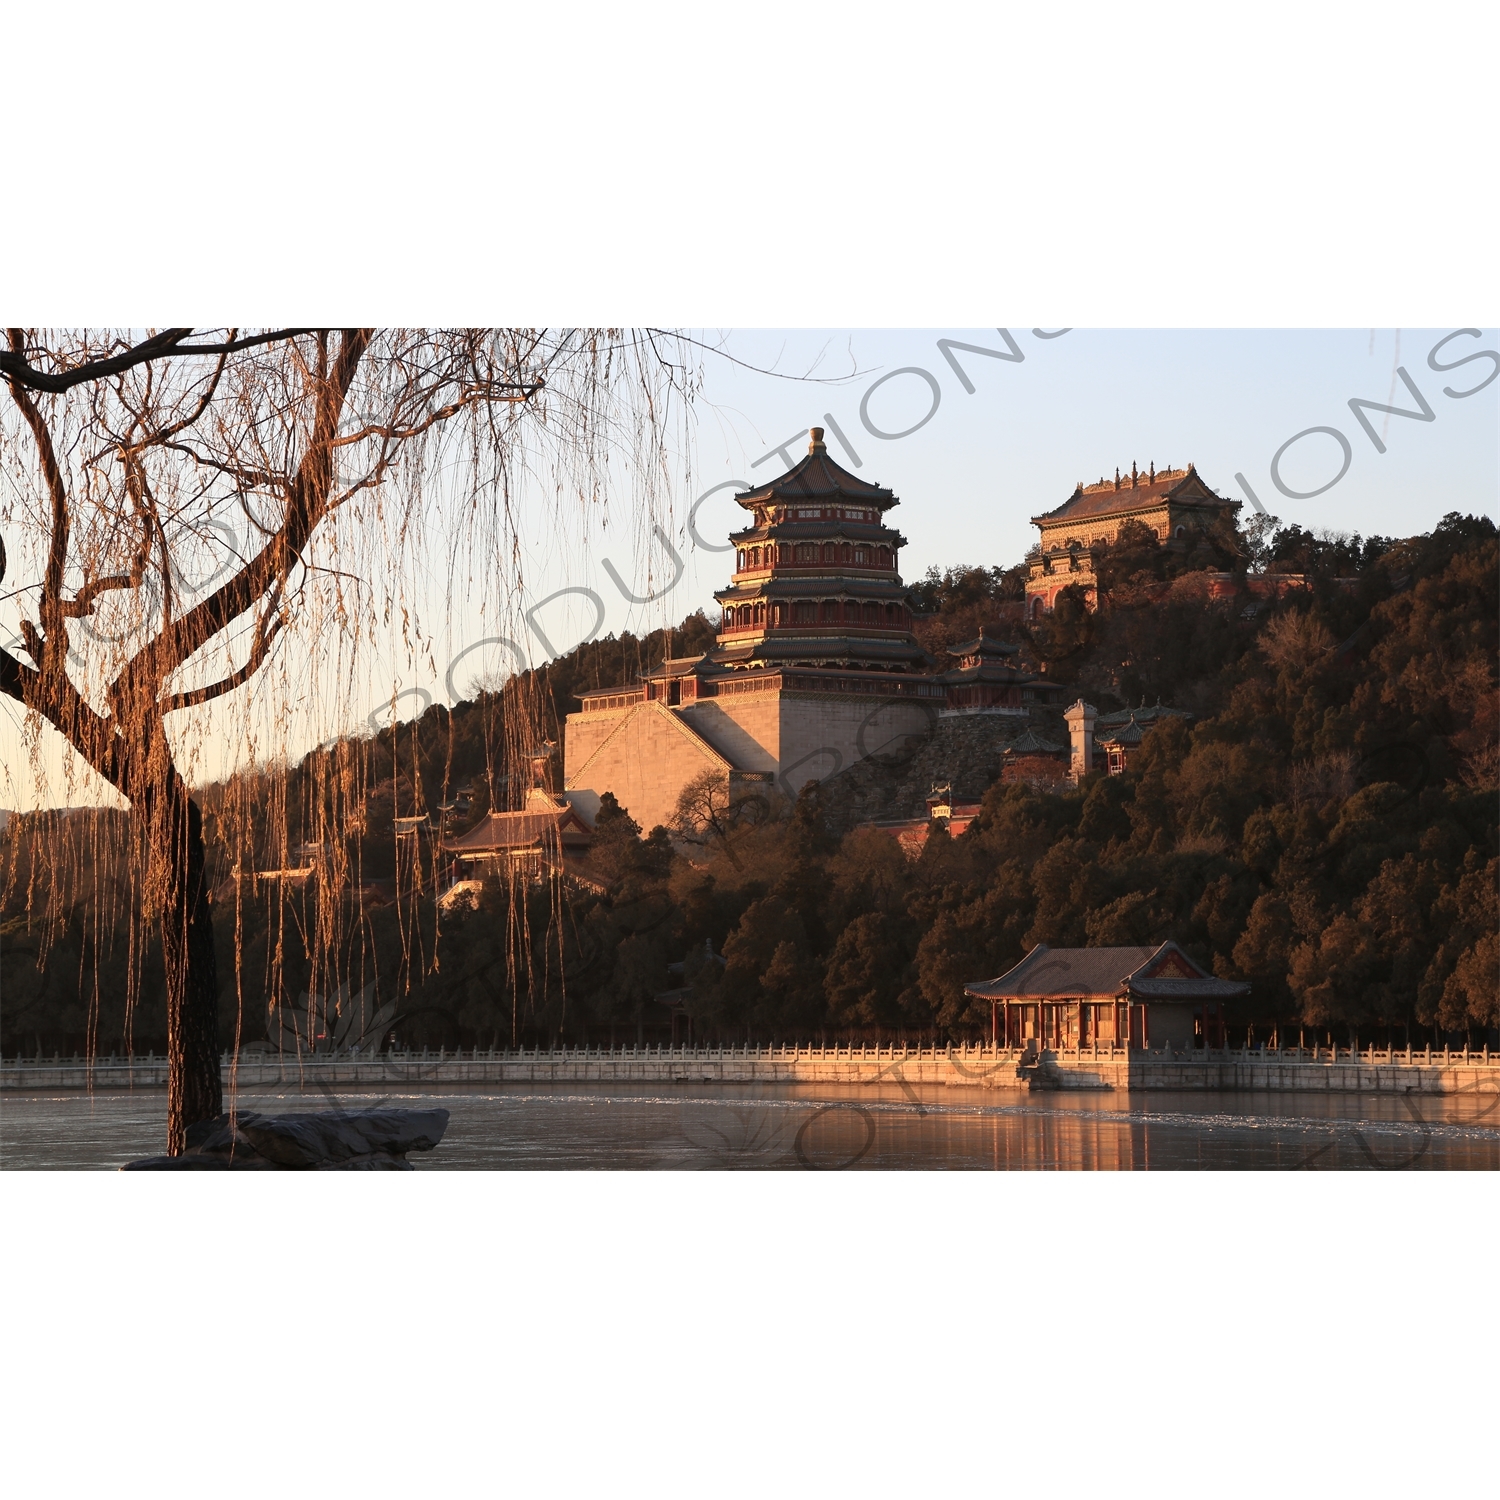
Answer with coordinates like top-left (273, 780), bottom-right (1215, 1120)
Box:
top-left (508, 324), bottom-right (1497, 668)
top-left (2, 326), bottom-right (1495, 811)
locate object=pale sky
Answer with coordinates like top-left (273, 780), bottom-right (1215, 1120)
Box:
top-left (521, 324), bottom-right (1497, 662)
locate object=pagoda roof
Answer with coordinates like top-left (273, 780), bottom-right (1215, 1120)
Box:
top-left (1097, 713), bottom-right (1146, 747)
top-left (1004, 727), bottom-right (1064, 755)
top-left (736, 430), bottom-right (898, 510)
top-left (1095, 701), bottom-right (1192, 729)
top-left (711, 635), bottom-right (929, 668)
top-left (1031, 466), bottom-right (1238, 527)
top-left (714, 577), bottom-right (910, 604)
top-left (948, 628), bottom-right (1021, 658)
top-left (730, 520), bottom-right (906, 545)
top-left (964, 941), bottom-right (1249, 1003)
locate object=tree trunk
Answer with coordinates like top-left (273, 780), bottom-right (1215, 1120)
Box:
top-left (160, 794), bottom-right (221, 1154)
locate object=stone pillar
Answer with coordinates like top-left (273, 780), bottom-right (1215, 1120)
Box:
top-left (1064, 699), bottom-right (1097, 783)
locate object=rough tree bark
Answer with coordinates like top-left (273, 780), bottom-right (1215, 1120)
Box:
top-left (159, 787), bottom-right (222, 1149)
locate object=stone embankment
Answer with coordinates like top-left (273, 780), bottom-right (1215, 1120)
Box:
top-left (5, 1043), bottom-right (1496, 1095)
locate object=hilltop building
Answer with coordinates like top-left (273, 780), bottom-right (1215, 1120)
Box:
top-left (1095, 702), bottom-right (1193, 775)
top-left (564, 429), bottom-right (1060, 831)
top-left (1025, 462), bottom-right (1241, 617)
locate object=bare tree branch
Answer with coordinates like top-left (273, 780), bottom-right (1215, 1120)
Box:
top-left (60, 574), bottom-right (136, 618)
top-left (111, 328), bottom-right (373, 710)
top-left (0, 327), bottom-right (312, 393)
top-left (161, 603), bottom-right (284, 712)
top-left (0, 640), bottom-right (36, 702)
top-left (5, 329), bottom-right (72, 667)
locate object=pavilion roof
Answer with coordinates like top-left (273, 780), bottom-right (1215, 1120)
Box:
top-left (1097, 714), bottom-right (1146, 747)
top-left (1004, 727), bottom-right (1064, 755)
top-left (1031, 466), bottom-right (1236, 527)
top-left (964, 941), bottom-right (1249, 1002)
top-left (1095, 702), bottom-right (1193, 729)
top-left (440, 793), bottom-right (592, 855)
top-left (940, 661), bottom-right (1032, 686)
top-left (641, 654), bottom-right (713, 681)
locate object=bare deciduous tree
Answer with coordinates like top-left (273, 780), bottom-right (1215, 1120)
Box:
top-left (1257, 606), bottom-right (1337, 670)
top-left (1, 327), bottom-right (694, 1152)
top-left (670, 768), bottom-right (735, 847)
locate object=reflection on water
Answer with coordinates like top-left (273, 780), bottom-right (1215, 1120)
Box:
top-left (4, 1080), bottom-right (1498, 1170)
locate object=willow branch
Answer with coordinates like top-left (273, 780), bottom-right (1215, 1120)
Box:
top-left (125, 342), bottom-right (232, 456)
top-left (158, 440), bottom-right (289, 494)
top-left (112, 328), bottom-right (373, 710)
top-left (61, 574), bottom-right (137, 618)
top-left (0, 640), bottom-right (36, 702)
top-left (161, 606), bottom-right (284, 712)
top-left (5, 331), bottom-right (71, 666)
top-left (0, 327), bottom-right (312, 393)
top-left (328, 380), bottom-right (543, 448)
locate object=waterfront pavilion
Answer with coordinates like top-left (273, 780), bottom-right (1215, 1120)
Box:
top-left (964, 942), bottom-right (1249, 1051)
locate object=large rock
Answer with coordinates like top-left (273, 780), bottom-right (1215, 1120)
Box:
top-left (122, 1107), bottom-right (450, 1170)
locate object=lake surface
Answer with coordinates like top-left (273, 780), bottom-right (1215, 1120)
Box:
top-left (3, 1080), bottom-right (1498, 1169)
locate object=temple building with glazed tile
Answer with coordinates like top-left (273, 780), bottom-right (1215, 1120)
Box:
top-left (564, 429), bottom-right (1063, 831)
top-left (1025, 461), bottom-right (1241, 617)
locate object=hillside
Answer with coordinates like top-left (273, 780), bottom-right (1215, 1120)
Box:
top-left (2, 513), bottom-right (1495, 1053)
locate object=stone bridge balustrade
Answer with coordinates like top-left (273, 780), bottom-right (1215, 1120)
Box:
top-left (4, 1042), bottom-right (1495, 1094)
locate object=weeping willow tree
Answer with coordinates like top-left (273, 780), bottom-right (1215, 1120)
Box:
top-left (0, 327), bottom-right (695, 1152)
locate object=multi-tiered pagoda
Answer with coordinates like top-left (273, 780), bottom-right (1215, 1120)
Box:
top-left (562, 429), bottom-right (1057, 832)
top-left (709, 427), bottom-right (927, 673)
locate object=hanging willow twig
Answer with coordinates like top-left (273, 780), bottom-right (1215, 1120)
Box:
top-left (1, 326), bottom-right (699, 1153)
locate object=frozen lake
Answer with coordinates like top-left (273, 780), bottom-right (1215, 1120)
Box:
top-left (3, 1079), bottom-right (1498, 1169)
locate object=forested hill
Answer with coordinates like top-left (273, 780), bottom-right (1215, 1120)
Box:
top-left (371, 509), bottom-right (1498, 1046)
top-left (253, 509), bottom-right (1500, 836)
top-left (2, 512), bottom-right (1495, 1054)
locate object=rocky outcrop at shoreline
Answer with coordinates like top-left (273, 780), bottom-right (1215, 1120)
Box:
top-left (122, 1106), bottom-right (451, 1170)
